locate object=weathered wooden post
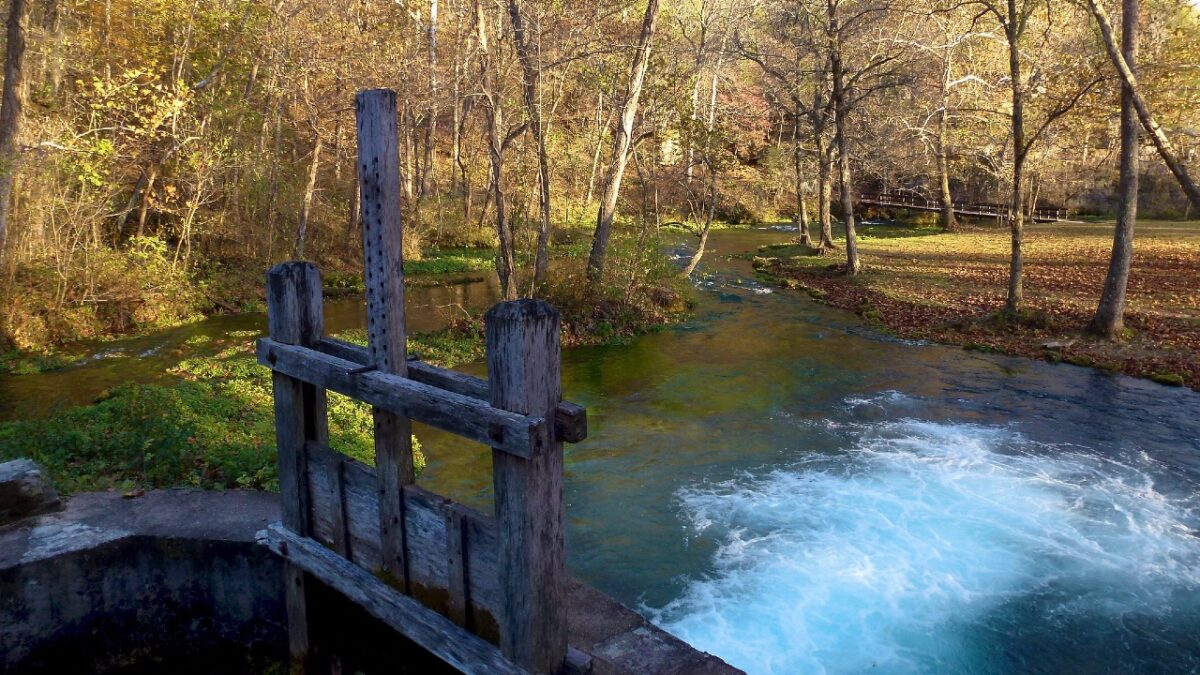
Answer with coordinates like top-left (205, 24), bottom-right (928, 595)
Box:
top-left (355, 88), bottom-right (416, 591)
top-left (487, 300), bottom-right (567, 673)
top-left (266, 260), bottom-right (329, 672)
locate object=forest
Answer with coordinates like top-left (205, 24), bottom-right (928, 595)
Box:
top-left (0, 0), bottom-right (1197, 355)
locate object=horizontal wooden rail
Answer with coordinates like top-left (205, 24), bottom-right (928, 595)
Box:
top-left (319, 337), bottom-right (587, 443)
top-left (859, 192), bottom-right (1068, 222)
top-left (259, 523), bottom-right (526, 675)
top-left (257, 338), bottom-right (547, 458)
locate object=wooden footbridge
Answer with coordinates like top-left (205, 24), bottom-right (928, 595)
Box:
top-left (858, 190), bottom-right (1070, 223)
top-left (256, 89), bottom-right (737, 675)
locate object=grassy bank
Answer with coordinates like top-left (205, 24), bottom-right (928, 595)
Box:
top-left (753, 219), bottom-right (1200, 389)
top-left (0, 231), bottom-right (690, 492)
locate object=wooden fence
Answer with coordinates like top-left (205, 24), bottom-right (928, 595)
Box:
top-left (256, 89), bottom-right (586, 675)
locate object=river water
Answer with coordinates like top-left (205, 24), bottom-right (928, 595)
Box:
top-left (5, 228), bottom-right (1200, 673)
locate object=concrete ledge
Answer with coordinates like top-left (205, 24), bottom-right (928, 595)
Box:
top-left (0, 489), bottom-right (739, 675)
top-left (1, 490), bottom-right (284, 674)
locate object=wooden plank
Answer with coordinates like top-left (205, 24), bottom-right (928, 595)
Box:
top-left (308, 444), bottom-right (351, 558)
top-left (356, 88), bottom-right (415, 591)
top-left (304, 442), bottom-right (503, 616)
top-left (487, 300), bottom-right (568, 673)
top-left (258, 339), bottom-right (547, 459)
top-left (265, 261), bottom-right (329, 673)
top-left (318, 336), bottom-right (587, 443)
top-left (445, 503), bottom-right (471, 629)
top-left (260, 524), bottom-right (527, 675)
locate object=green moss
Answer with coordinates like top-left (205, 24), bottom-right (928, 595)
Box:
top-left (0, 349), bottom-right (87, 375)
top-left (1151, 372), bottom-right (1185, 387)
top-left (404, 248), bottom-right (495, 275)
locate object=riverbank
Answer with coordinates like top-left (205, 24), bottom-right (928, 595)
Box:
top-left (753, 219), bottom-right (1200, 389)
top-left (0, 234), bottom-right (691, 492)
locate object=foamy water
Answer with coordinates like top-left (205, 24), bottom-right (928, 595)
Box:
top-left (651, 414), bottom-right (1200, 674)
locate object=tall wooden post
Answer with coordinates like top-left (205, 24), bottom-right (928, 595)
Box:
top-left (487, 300), bottom-right (567, 673)
top-left (355, 89), bottom-right (415, 591)
top-left (267, 261), bottom-right (329, 673)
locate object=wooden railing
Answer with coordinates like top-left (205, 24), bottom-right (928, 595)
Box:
top-left (258, 89), bottom-right (586, 675)
top-left (858, 190), bottom-right (1069, 222)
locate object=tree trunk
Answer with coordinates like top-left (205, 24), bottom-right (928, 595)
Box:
top-left (294, 135), bottom-right (323, 259)
top-left (792, 113), bottom-right (813, 247)
top-left (681, 172), bottom-right (716, 277)
top-left (506, 0), bottom-right (551, 290)
top-left (475, 0), bottom-right (516, 300)
top-left (0, 0), bottom-right (32, 260)
top-left (587, 0), bottom-right (661, 283)
top-left (401, 104), bottom-right (416, 205)
top-left (421, 0), bottom-right (439, 199)
top-left (1085, 0), bottom-right (1200, 211)
top-left (936, 51), bottom-right (957, 232)
top-left (346, 161), bottom-right (360, 245)
top-left (829, 12), bottom-right (859, 274)
top-left (1090, 0), bottom-right (1139, 338)
top-left (936, 120), bottom-right (956, 231)
top-left (136, 165), bottom-right (159, 237)
top-left (817, 135), bottom-right (835, 249)
top-left (585, 93), bottom-right (604, 204)
top-left (1004, 0), bottom-right (1026, 316)
top-left (681, 48), bottom-right (725, 277)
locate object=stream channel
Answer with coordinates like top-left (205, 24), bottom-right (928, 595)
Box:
top-left (3, 227), bottom-right (1199, 674)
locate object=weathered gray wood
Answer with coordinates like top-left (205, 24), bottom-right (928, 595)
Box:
top-left (260, 523), bottom-right (527, 675)
top-left (304, 442), bottom-right (503, 616)
top-left (266, 261), bottom-right (329, 533)
top-left (357, 89), bottom-right (414, 589)
top-left (257, 339), bottom-right (548, 459)
top-left (308, 444), bottom-right (350, 557)
top-left (318, 336), bottom-right (587, 443)
top-left (487, 300), bottom-right (567, 673)
top-left (266, 261), bottom-right (329, 673)
top-left (0, 459), bottom-right (60, 525)
top-left (445, 503), bottom-right (471, 628)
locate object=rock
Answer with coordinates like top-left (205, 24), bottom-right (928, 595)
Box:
top-left (0, 459), bottom-right (61, 526)
top-left (1041, 339), bottom-right (1076, 350)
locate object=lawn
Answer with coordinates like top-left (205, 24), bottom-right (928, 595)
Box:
top-left (754, 219), bottom-right (1200, 388)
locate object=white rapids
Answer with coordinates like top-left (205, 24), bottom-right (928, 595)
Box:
top-left (651, 415), bottom-right (1200, 674)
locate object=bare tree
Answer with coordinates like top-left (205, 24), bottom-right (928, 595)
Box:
top-left (1089, 0), bottom-right (1138, 337)
top-left (507, 0), bottom-right (552, 289)
top-left (1084, 0), bottom-right (1200, 211)
top-left (587, 0), bottom-right (662, 283)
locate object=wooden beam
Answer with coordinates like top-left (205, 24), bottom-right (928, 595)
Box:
top-left (318, 336), bottom-right (587, 443)
top-left (356, 88), bottom-right (415, 591)
top-left (257, 339), bottom-right (548, 459)
top-left (487, 300), bottom-right (568, 673)
top-left (260, 524), bottom-right (527, 675)
top-left (265, 261), bottom-right (329, 673)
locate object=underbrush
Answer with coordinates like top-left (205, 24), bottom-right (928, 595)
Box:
top-left (542, 230), bottom-right (691, 345)
top-left (3, 237), bottom-right (205, 351)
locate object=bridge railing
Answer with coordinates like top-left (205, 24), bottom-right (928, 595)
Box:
top-left (858, 191), bottom-right (1068, 222)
